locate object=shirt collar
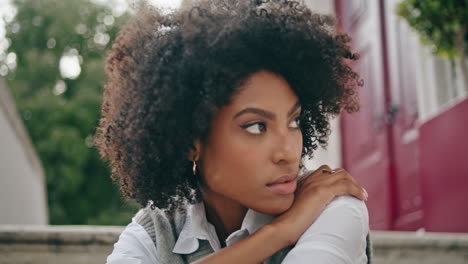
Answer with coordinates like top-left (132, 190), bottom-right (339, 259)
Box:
top-left (240, 207), bottom-right (275, 235)
top-left (172, 201), bottom-right (274, 254)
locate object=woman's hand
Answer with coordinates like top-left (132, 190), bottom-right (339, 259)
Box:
top-left (269, 165), bottom-right (368, 246)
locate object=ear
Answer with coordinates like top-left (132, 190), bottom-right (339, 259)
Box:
top-left (186, 139), bottom-right (203, 161)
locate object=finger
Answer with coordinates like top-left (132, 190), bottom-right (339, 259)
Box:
top-left (297, 167), bottom-right (366, 196)
top-left (302, 171), bottom-right (366, 198)
top-left (297, 165), bottom-right (332, 186)
top-left (323, 169), bottom-right (364, 192)
top-left (322, 166), bottom-right (343, 174)
top-left (297, 171), bottom-right (330, 189)
top-left (304, 165), bottom-right (333, 179)
top-left (318, 164), bottom-right (332, 173)
top-left (298, 171), bottom-right (335, 190)
top-left (331, 179), bottom-right (368, 201)
top-left (330, 168), bottom-right (344, 173)
top-left (300, 165), bottom-right (338, 184)
top-left (300, 169), bottom-right (350, 187)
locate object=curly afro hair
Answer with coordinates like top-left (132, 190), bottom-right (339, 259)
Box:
top-left (95, 0), bottom-right (362, 212)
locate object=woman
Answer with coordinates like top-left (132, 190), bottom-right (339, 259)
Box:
top-left (97, 0), bottom-right (370, 263)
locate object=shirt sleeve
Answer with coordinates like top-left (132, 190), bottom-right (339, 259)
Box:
top-left (282, 196), bottom-right (369, 264)
top-left (106, 221), bottom-right (162, 264)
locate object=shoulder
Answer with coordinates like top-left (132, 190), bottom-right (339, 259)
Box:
top-left (319, 195), bottom-right (369, 227)
top-left (300, 195), bottom-right (369, 244)
top-left (106, 216), bottom-right (160, 264)
top-left (106, 204), bottom-right (188, 264)
top-left (282, 196), bottom-right (369, 263)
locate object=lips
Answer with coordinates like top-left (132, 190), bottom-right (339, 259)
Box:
top-left (266, 174), bottom-right (297, 186)
top-left (266, 174), bottom-right (298, 195)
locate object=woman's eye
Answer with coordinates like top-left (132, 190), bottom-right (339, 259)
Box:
top-left (289, 117), bottom-right (301, 128)
top-left (241, 122), bottom-right (266, 134)
top-left (242, 118), bottom-right (300, 135)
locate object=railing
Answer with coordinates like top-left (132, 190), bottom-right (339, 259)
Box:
top-left (1, 225), bottom-right (467, 264)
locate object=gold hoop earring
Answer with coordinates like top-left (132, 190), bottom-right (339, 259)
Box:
top-left (192, 159), bottom-right (197, 175)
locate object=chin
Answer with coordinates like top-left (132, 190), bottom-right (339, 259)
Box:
top-left (259, 195), bottom-right (295, 216)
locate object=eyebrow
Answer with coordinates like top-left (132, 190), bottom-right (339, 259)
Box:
top-left (233, 101), bottom-right (301, 120)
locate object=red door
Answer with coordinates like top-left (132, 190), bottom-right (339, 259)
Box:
top-left (335, 0), bottom-right (394, 230)
top-left (336, 0), bottom-right (423, 230)
top-left (383, 0), bottom-right (422, 230)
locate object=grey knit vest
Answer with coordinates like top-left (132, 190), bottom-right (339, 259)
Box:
top-left (134, 205), bottom-right (372, 264)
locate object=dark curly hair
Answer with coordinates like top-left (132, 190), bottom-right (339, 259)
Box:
top-left (95, 0), bottom-right (362, 212)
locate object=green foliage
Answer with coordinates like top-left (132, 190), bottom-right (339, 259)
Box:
top-left (397, 0), bottom-right (468, 58)
top-left (1, 0), bottom-right (139, 224)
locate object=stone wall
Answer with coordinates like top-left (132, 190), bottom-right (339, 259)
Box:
top-left (0, 225), bottom-right (121, 264)
top-left (370, 230), bottom-right (468, 264)
top-left (0, 225), bottom-right (467, 264)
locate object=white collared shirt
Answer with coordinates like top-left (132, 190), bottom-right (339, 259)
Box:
top-left (107, 195), bottom-right (369, 263)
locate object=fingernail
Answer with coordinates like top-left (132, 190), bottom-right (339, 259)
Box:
top-left (362, 188), bottom-right (368, 200)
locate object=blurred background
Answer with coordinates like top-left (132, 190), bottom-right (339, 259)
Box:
top-left (0, 0), bottom-right (467, 263)
top-left (0, 0), bottom-right (141, 226)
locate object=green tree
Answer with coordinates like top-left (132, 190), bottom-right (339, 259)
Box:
top-left (397, 0), bottom-right (468, 86)
top-left (0, 0), bottom-right (138, 225)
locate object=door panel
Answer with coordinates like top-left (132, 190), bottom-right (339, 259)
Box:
top-left (336, 0), bottom-right (393, 230)
top-left (384, 0), bottom-right (422, 230)
top-left (337, 0), bottom-right (423, 230)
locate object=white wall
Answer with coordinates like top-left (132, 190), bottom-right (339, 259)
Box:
top-left (0, 80), bottom-right (48, 224)
top-left (302, 0), bottom-right (343, 171)
top-left (304, 0), bottom-right (335, 15)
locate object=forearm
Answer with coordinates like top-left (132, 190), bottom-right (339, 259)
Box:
top-left (193, 224), bottom-right (289, 264)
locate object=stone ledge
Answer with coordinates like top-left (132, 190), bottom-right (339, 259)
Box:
top-left (371, 230), bottom-right (468, 249)
top-left (2, 225), bottom-right (468, 247)
top-left (1, 225), bottom-right (468, 264)
top-left (370, 231), bottom-right (468, 264)
top-left (0, 225), bottom-right (122, 264)
top-left (0, 225), bottom-right (124, 245)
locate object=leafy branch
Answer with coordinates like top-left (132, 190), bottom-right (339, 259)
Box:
top-left (397, 0), bottom-right (468, 86)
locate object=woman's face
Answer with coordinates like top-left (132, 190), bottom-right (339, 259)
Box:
top-left (196, 70), bottom-right (303, 215)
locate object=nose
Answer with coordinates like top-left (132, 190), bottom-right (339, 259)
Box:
top-left (272, 132), bottom-right (301, 165)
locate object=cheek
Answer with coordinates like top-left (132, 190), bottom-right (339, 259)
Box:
top-left (296, 130), bottom-right (303, 154)
top-left (201, 135), bottom-right (265, 191)
top-left (231, 138), bottom-right (264, 166)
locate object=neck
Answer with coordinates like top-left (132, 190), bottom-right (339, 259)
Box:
top-left (202, 190), bottom-right (248, 247)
